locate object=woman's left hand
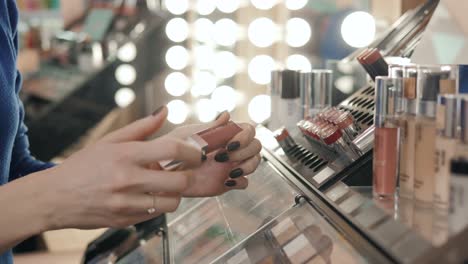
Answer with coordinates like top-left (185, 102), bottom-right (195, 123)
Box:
top-left (165, 111), bottom-right (262, 197)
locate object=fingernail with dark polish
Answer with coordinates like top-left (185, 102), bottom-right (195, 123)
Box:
top-left (227, 141), bottom-right (240, 152)
top-left (215, 152), bottom-right (229, 162)
top-left (225, 180), bottom-right (236, 187)
top-left (152, 106), bottom-right (166, 116)
top-left (215, 111), bottom-right (227, 120)
top-left (201, 150), bottom-right (207, 162)
top-left (229, 168), bottom-right (243, 178)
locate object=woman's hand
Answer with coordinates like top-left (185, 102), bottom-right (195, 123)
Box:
top-left (166, 111), bottom-right (263, 197)
top-left (41, 107), bottom-right (205, 230)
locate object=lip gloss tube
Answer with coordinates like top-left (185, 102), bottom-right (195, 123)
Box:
top-left (159, 121), bottom-right (242, 170)
top-left (274, 127), bottom-right (297, 153)
top-left (373, 77), bottom-right (403, 199)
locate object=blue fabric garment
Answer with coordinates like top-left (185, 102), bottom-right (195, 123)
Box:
top-left (1, 1), bottom-right (54, 263)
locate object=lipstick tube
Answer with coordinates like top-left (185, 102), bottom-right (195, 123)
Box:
top-left (373, 77), bottom-right (403, 199)
top-left (159, 121), bottom-right (242, 170)
top-left (274, 127), bottom-right (297, 153)
top-left (319, 124), bottom-right (359, 161)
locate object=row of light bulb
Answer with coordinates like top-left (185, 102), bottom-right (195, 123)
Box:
top-left (166, 17), bottom-right (311, 48)
top-left (165, 0), bottom-right (308, 16)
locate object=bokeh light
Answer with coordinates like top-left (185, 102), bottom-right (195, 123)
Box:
top-left (166, 18), bottom-right (189, 43)
top-left (211, 85), bottom-right (237, 112)
top-left (248, 55), bottom-right (276, 85)
top-left (167, 99), bottom-right (189, 124)
top-left (248, 94), bottom-right (271, 123)
top-left (214, 19), bottom-right (238, 46)
top-left (165, 46), bottom-right (189, 70)
top-left (341, 11), bottom-right (376, 48)
top-left (196, 98), bottom-right (217, 122)
top-left (191, 71), bottom-right (217, 97)
top-left (248, 17), bottom-right (277, 48)
top-left (286, 18), bottom-right (311, 47)
top-left (165, 72), bottom-right (189, 96)
top-left (114, 88), bottom-right (135, 108)
top-left (164, 0), bottom-right (189, 15)
top-left (115, 64), bottom-right (137, 85)
top-left (286, 54), bottom-right (312, 71)
top-left (214, 51), bottom-right (237, 79)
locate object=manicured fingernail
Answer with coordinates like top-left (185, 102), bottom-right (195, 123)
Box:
top-left (225, 180), bottom-right (236, 187)
top-left (201, 150), bottom-right (207, 162)
top-left (215, 152), bottom-right (229, 162)
top-left (227, 141), bottom-right (240, 152)
top-left (229, 168), bottom-right (243, 178)
top-left (215, 111), bottom-right (227, 120)
top-left (152, 106), bottom-right (166, 116)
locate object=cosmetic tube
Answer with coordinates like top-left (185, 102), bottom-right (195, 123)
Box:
top-left (274, 127), bottom-right (297, 153)
top-left (299, 70), bottom-right (333, 118)
top-left (396, 65), bottom-right (418, 199)
top-left (159, 121), bottom-right (242, 170)
top-left (277, 70), bottom-right (302, 132)
top-left (373, 77), bottom-right (402, 199)
top-left (414, 65), bottom-right (458, 204)
top-left (269, 70), bottom-right (282, 130)
top-left (455, 98), bottom-right (468, 159)
top-left (434, 95), bottom-right (460, 210)
top-left (449, 158), bottom-right (468, 234)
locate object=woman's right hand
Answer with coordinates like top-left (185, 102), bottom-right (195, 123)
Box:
top-left (40, 107), bottom-right (203, 230)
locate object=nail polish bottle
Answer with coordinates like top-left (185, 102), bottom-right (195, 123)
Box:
top-left (413, 65), bottom-right (458, 204)
top-left (299, 70), bottom-right (332, 118)
top-left (373, 77), bottom-right (403, 199)
top-left (396, 65), bottom-right (418, 199)
top-left (434, 95), bottom-right (460, 210)
top-left (449, 158), bottom-right (468, 234)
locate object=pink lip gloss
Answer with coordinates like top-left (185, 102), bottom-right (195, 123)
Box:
top-left (373, 77), bottom-right (403, 199)
top-left (159, 121), bottom-right (242, 170)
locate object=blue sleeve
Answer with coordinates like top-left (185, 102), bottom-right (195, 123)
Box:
top-left (7, 1), bottom-right (54, 181)
top-left (9, 71), bottom-right (55, 181)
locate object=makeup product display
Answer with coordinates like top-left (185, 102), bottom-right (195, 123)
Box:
top-left (373, 77), bottom-right (402, 199)
top-left (299, 70), bottom-right (333, 118)
top-left (357, 48), bottom-right (389, 80)
top-left (395, 65), bottom-right (418, 199)
top-left (449, 158), bottom-right (468, 234)
top-left (434, 95), bottom-right (460, 210)
top-left (413, 65), bottom-right (458, 204)
top-left (160, 121), bottom-right (242, 170)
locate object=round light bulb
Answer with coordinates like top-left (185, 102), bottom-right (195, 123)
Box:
top-left (164, 0), bottom-right (189, 15)
top-left (248, 17), bottom-right (276, 48)
top-left (196, 98), bottom-right (217, 123)
top-left (115, 64), bottom-right (137, 85)
top-left (191, 71), bottom-right (217, 97)
top-left (167, 99), bottom-right (189, 124)
top-left (114, 88), bottom-right (135, 108)
top-left (341, 11), bottom-right (376, 48)
top-left (196, 0), bottom-right (216, 15)
top-left (165, 46), bottom-right (189, 70)
top-left (216, 0), bottom-right (240, 13)
top-left (165, 72), bottom-right (189, 96)
top-left (286, 18), bottom-right (311, 47)
top-left (165, 18), bottom-right (189, 43)
top-left (286, 54), bottom-right (312, 71)
top-left (285, 0), bottom-right (307, 10)
top-left (248, 94), bottom-right (271, 123)
top-left (248, 55), bottom-right (276, 85)
top-left (193, 45), bottom-right (215, 70)
top-left (194, 18), bottom-right (214, 43)
top-left (211, 85), bottom-right (237, 112)
top-left (250, 0), bottom-right (276, 10)
top-left (117, 42), bottom-right (137, 62)
top-left (214, 51), bottom-right (237, 79)
top-left (214, 19), bottom-right (238, 46)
